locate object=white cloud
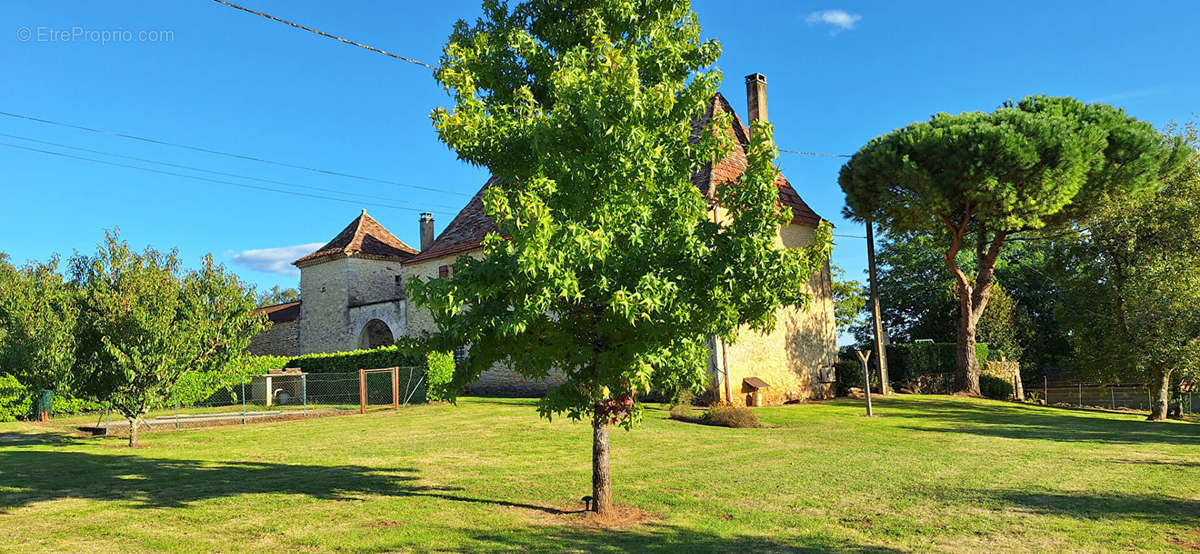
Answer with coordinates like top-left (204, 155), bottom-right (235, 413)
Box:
top-left (231, 243), bottom-right (324, 276)
top-left (806, 9), bottom-right (862, 33)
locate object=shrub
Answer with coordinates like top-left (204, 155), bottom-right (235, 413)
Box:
top-left (0, 374), bottom-right (31, 422)
top-left (668, 402), bottom-right (700, 423)
top-left (424, 351), bottom-right (455, 402)
top-left (701, 405), bottom-right (760, 428)
top-left (887, 342), bottom-right (989, 381)
top-left (979, 374), bottom-right (1014, 400)
top-left (835, 351), bottom-right (877, 396)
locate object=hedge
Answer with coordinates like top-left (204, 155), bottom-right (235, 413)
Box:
top-left (886, 342), bottom-right (989, 382)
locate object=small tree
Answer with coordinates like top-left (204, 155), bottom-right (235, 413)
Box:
top-left (0, 254), bottom-right (79, 414)
top-left (411, 0), bottom-right (830, 514)
top-left (72, 231), bottom-right (265, 446)
top-left (1057, 123), bottom-right (1200, 421)
top-left (258, 285), bottom-right (300, 306)
top-left (840, 96), bottom-right (1189, 394)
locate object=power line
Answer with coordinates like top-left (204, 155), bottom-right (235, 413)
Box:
top-left (0, 132), bottom-right (460, 211)
top-left (206, 2), bottom-right (856, 160)
top-left (0, 141), bottom-right (428, 213)
top-left (0, 110), bottom-right (473, 197)
top-left (780, 149), bottom-right (851, 158)
top-left (211, 0), bottom-right (439, 70)
top-left (834, 234), bottom-right (867, 239)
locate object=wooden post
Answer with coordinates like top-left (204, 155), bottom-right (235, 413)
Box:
top-left (855, 350), bottom-right (873, 417)
top-left (391, 367), bottom-right (400, 409)
top-left (1043, 376), bottom-right (1048, 405)
top-left (359, 368), bottom-right (366, 415)
top-left (865, 218), bottom-right (889, 395)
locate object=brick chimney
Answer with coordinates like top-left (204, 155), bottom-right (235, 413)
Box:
top-left (419, 212), bottom-right (435, 251)
top-left (745, 73), bottom-right (768, 125)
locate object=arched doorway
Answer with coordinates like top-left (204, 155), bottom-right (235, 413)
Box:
top-left (359, 319), bottom-right (394, 349)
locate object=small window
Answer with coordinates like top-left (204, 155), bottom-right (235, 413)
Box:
top-left (394, 275), bottom-right (403, 286)
top-left (438, 265), bottom-right (450, 278)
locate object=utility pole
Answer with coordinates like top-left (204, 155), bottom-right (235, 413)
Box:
top-left (865, 218), bottom-right (890, 395)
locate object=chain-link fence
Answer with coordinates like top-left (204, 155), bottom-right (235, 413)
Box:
top-left (86, 367), bottom-right (426, 434)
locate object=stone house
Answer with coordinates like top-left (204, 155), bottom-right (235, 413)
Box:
top-left (251, 74), bottom-right (837, 404)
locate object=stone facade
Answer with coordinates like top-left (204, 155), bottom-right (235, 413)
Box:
top-left (249, 318), bottom-right (300, 357)
top-left (251, 84), bottom-right (837, 402)
top-left (710, 221), bottom-right (838, 406)
top-left (296, 257), bottom-right (407, 354)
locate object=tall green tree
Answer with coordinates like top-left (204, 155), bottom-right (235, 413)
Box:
top-left (72, 232), bottom-right (265, 446)
top-left (840, 97), bottom-right (1189, 394)
top-left (0, 254), bottom-right (79, 412)
top-left (1056, 123), bottom-right (1200, 421)
top-left (411, 0), bottom-right (830, 514)
top-left (831, 265), bottom-right (867, 334)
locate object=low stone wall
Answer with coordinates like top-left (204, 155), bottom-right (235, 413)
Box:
top-left (982, 361), bottom-right (1023, 400)
top-left (465, 364), bottom-right (567, 397)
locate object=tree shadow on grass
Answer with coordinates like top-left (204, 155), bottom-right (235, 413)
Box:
top-left (459, 524), bottom-right (906, 553)
top-left (0, 450), bottom-right (571, 514)
top-left (0, 431), bottom-right (86, 447)
top-left (0, 451), bottom-right (904, 552)
top-left (920, 487), bottom-right (1200, 529)
top-left (888, 397), bottom-right (1200, 446)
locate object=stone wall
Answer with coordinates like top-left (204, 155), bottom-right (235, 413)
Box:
top-left (299, 257), bottom-right (406, 354)
top-left (718, 223), bottom-right (838, 405)
top-left (402, 250), bottom-right (566, 395)
top-left (982, 360), bottom-right (1023, 400)
top-left (249, 319), bottom-right (300, 357)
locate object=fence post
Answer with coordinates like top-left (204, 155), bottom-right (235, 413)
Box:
top-left (1043, 376), bottom-right (1048, 405)
top-left (302, 373), bottom-right (308, 414)
top-left (1111, 386), bottom-right (1115, 411)
top-left (241, 378), bottom-right (246, 425)
top-left (174, 395), bottom-right (179, 429)
top-left (392, 367), bottom-right (400, 409)
top-left (359, 368), bottom-right (366, 415)
top-left (1078, 382), bottom-right (1083, 408)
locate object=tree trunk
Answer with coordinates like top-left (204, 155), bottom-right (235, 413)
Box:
top-left (1147, 368), bottom-right (1170, 422)
top-left (128, 416), bottom-right (140, 448)
top-left (591, 409), bottom-right (613, 515)
top-left (955, 304), bottom-right (981, 395)
top-left (866, 218), bottom-right (889, 395)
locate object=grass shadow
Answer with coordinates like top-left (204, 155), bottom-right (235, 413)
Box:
top-left (0, 450), bottom-right (568, 514)
top-left (887, 397), bottom-right (1200, 446)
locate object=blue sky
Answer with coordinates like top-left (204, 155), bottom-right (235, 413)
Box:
top-left (2, 0), bottom-right (1197, 304)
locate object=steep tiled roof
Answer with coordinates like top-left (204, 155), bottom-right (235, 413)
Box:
top-left (407, 93), bottom-right (824, 263)
top-left (254, 301), bottom-right (301, 323)
top-left (692, 93), bottom-right (823, 226)
top-left (294, 210), bottom-right (418, 267)
top-left (407, 178), bottom-right (501, 263)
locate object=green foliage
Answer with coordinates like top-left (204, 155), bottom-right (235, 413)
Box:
top-left (700, 405), bottom-right (760, 428)
top-left (0, 374), bottom-right (30, 422)
top-left (831, 265), bottom-right (867, 333)
top-left (0, 254), bottom-right (79, 395)
top-left (1055, 122), bottom-right (1200, 411)
top-left (858, 232), bottom-right (1067, 377)
top-left (71, 231), bottom-right (266, 442)
top-left (410, 0), bottom-right (831, 431)
top-left (424, 351), bottom-right (455, 402)
top-left (284, 345), bottom-right (422, 373)
top-left (978, 374), bottom-right (1014, 400)
top-left (834, 349), bottom-right (877, 396)
top-left (887, 343), bottom-right (989, 382)
top-left (840, 96), bottom-right (1189, 393)
top-left (257, 285), bottom-right (300, 307)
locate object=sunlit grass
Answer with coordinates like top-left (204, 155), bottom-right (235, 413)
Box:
top-left (1, 395), bottom-right (1197, 552)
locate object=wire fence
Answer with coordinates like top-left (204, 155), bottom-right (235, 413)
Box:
top-left (85, 367), bottom-right (426, 434)
top-left (1026, 380), bottom-right (1197, 415)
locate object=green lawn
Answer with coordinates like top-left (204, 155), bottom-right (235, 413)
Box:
top-left (1, 396), bottom-right (1198, 552)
